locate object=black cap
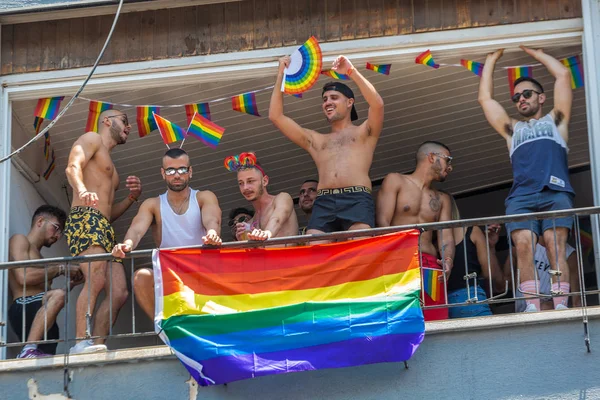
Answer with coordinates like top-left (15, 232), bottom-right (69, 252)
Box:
top-left (322, 82), bottom-right (358, 121)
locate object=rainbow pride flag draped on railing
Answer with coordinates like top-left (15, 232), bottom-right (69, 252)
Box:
top-left (152, 230), bottom-right (424, 386)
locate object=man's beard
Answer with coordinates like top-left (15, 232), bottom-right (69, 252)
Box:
top-left (168, 180), bottom-right (189, 192)
top-left (433, 160), bottom-right (447, 182)
top-left (518, 103), bottom-right (539, 118)
top-left (109, 122), bottom-right (126, 144)
top-left (247, 184), bottom-right (264, 201)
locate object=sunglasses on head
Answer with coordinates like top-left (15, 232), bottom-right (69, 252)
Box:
top-left (511, 89), bottom-right (541, 103)
top-left (164, 167), bottom-right (190, 176)
top-left (228, 215), bottom-right (249, 227)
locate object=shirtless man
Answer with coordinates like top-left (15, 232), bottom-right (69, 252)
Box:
top-left (233, 156), bottom-right (298, 242)
top-left (269, 55), bottom-right (384, 235)
top-left (112, 148), bottom-right (222, 319)
top-left (376, 141), bottom-right (455, 320)
top-left (64, 109), bottom-right (142, 354)
top-left (8, 206), bottom-right (82, 358)
top-left (298, 179), bottom-right (318, 235)
top-left (478, 46), bottom-right (574, 312)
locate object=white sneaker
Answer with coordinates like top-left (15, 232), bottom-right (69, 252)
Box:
top-left (555, 304), bottom-right (569, 310)
top-left (524, 303), bottom-right (539, 312)
top-left (69, 340), bottom-right (107, 355)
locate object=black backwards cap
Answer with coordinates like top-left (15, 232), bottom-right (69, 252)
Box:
top-left (322, 82), bottom-right (358, 121)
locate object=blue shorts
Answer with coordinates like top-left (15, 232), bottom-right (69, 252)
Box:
top-left (448, 286), bottom-right (492, 319)
top-left (505, 190), bottom-right (574, 237)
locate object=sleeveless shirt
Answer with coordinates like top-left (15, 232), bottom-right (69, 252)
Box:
top-left (159, 189), bottom-right (206, 248)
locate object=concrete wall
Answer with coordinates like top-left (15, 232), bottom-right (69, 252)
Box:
top-left (0, 310), bottom-right (599, 400)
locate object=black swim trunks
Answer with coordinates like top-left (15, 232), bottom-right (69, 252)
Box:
top-left (307, 186), bottom-right (375, 233)
top-left (8, 293), bottom-right (59, 354)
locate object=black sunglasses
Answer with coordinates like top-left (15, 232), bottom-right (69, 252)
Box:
top-left (107, 114), bottom-right (130, 126)
top-left (164, 167), bottom-right (190, 176)
top-left (228, 215), bottom-right (249, 227)
top-left (511, 89), bottom-right (541, 103)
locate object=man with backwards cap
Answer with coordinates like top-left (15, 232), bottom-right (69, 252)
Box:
top-left (269, 55), bottom-right (384, 236)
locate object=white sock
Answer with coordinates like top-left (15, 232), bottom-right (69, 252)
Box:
top-left (22, 344), bottom-right (37, 352)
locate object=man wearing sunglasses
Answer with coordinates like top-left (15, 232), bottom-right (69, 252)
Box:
top-left (65, 109), bottom-right (142, 354)
top-left (478, 46), bottom-right (574, 312)
top-left (228, 207), bottom-right (255, 240)
top-left (113, 148), bottom-right (222, 319)
top-left (376, 141), bottom-right (455, 321)
top-left (8, 205), bottom-right (83, 358)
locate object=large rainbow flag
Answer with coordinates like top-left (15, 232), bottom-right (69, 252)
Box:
top-left (152, 230), bottom-right (425, 386)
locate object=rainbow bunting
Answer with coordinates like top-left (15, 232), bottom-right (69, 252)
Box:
top-left (560, 55), bottom-right (584, 89)
top-left (231, 92), bottom-right (260, 117)
top-left (153, 113), bottom-right (185, 145)
top-left (291, 93), bottom-right (303, 98)
top-left (460, 59), bottom-right (484, 77)
top-left (153, 230), bottom-right (425, 386)
top-left (321, 69), bottom-right (350, 80)
top-left (507, 66), bottom-right (533, 96)
top-left (185, 112), bottom-right (225, 149)
top-left (42, 150), bottom-right (56, 180)
top-left (85, 101), bottom-right (114, 132)
top-left (415, 50), bottom-right (439, 69)
top-left (137, 106), bottom-right (160, 138)
top-left (33, 116), bottom-right (44, 135)
top-left (422, 267), bottom-right (442, 303)
top-left (184, 103), bottom-right (211, 125)
top-left (282, 36), bottom-right (322, 95)
top-left (34, 97), bottom-right (64, 121)
top-left (366, 63), bottom-right (391, 75)
top-left (44, 132), bottom-right (51, 161)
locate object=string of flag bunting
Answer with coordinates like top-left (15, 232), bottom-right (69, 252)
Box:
top-left (30, 40), bottom-right (584, 176)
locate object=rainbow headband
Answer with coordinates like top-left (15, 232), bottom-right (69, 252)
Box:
top-left (224, 152), bottom-right (266, 176)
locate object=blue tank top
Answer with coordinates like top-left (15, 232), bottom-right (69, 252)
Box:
top-left (507, 112), bottom-right (574, 201)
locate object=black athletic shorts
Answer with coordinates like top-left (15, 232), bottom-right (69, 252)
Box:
top-left (307, 186), bottom-right (375, 233)
top-left (8, 293), bottom-right (58, 354)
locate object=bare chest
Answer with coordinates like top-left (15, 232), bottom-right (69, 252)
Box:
top-left (396, 187), bottom-right (442, 223)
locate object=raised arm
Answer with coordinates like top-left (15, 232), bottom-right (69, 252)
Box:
top-left (9, 235), bottom-right (62, 286)
top-left (198, 190), bottom-right (222, 245)
top-left (332, 56), bottom-right (384, 139)
top-left (65, 132), bottom-right (102, 207)
top-left (520, 45), bottom-right (572, 136)
top-left (376, 174), bottom-right (401, 227)
top-left (437, 193), bottom-right (455, 277)
top-left (110, 176), bottom-right (142, 222)
top-left (478, 49), bottom-right (514, 142)
top-left (112, 199), bottom-right (156, 258)
top-left (269, 56), bottom-right (317, 152)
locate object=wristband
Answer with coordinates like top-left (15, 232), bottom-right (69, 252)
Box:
top-left (128, 194), bottom-right (139, 203)
top-left (347, 66), bottom-right (354, 77)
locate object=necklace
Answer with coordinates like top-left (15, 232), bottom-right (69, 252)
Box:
top-left (168, 189), bottom-right (191, 215)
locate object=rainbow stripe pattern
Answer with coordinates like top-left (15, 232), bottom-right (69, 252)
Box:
top-left (34, 97), bottom-right (64, 120)
top-left (232, 92), bottom-right (260, 117)
top-left (366, 63), bottom-right (391, 75)
top-left (85, 101), bottom-right (113, 132)
top-left (153, 230), bottom-right (425, 386)
top-left (560, 55), bottom-right (584, 89)
top-left (153, 113), bottom-right (185, 144)
top-left (137, 106), bottom-right (160, 137)
top-left (185, 103), bottom-right (211, 125)
top-left (422, 267), bottom-right (442, 303)
top-left (460, 59), bottom-right (484, 77)
top-left (43, 149), bottom-right (56, 180)
top-left (321, 69), bottom-right (349, 80)
top-left (33, 116), bottom-right (44, 135)
top-left (186, 112), bottom-right (225, 149)
top-left (282, 36), bottom-right (322, 95)
top-left (507, 66), bottom-right (533, 96)
top-left (415, 50), bottom-right (439, 69)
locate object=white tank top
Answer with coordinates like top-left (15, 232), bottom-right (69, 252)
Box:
top-left (159, 189), bottom-right (206, 248)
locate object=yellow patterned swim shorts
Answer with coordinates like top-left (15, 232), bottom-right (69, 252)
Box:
top-left (65, 206), bottom-right (121, 262)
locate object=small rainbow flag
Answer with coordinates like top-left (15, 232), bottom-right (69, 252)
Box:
top-left (153, 230), bottom-right (424, 386)
top-left (153, 113), bottom-right (185, 145)
top-left (415, 50), bottom-right (439, 69)
top-left (42, 149), bottom-right (56, 180)
top-left (137, 106), bottom-right (160, 138)
top-left (33, 116), bottom-right (43, 135)
top-left (321, 70), bottom-right (349, 80)
top-left (422, 267), bottom-right (442, 303)
top-left (366, 63), bottom-right (391, 75)
top-left (44, 131), bottom-right (51, 161)
top-left (560, 55), bottom-right (584, 89)
top-left (507, 66), bottom-right (533, 96)
top-left (85, 101), bottom-right (113, 132)
top-left (184, 103), bottom-right (211, 125)
top-left (34, 97), bottom-right (64, 121)
top-left (232, 92), bottom-right (260, 117)
top-left (460, 59), bottom-right (484, 77)
top-left (186, 112), bottom-right (225, 149)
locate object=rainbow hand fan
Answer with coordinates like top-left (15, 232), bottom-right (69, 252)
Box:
top-left (281, 36), bottom-right (322, 95)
